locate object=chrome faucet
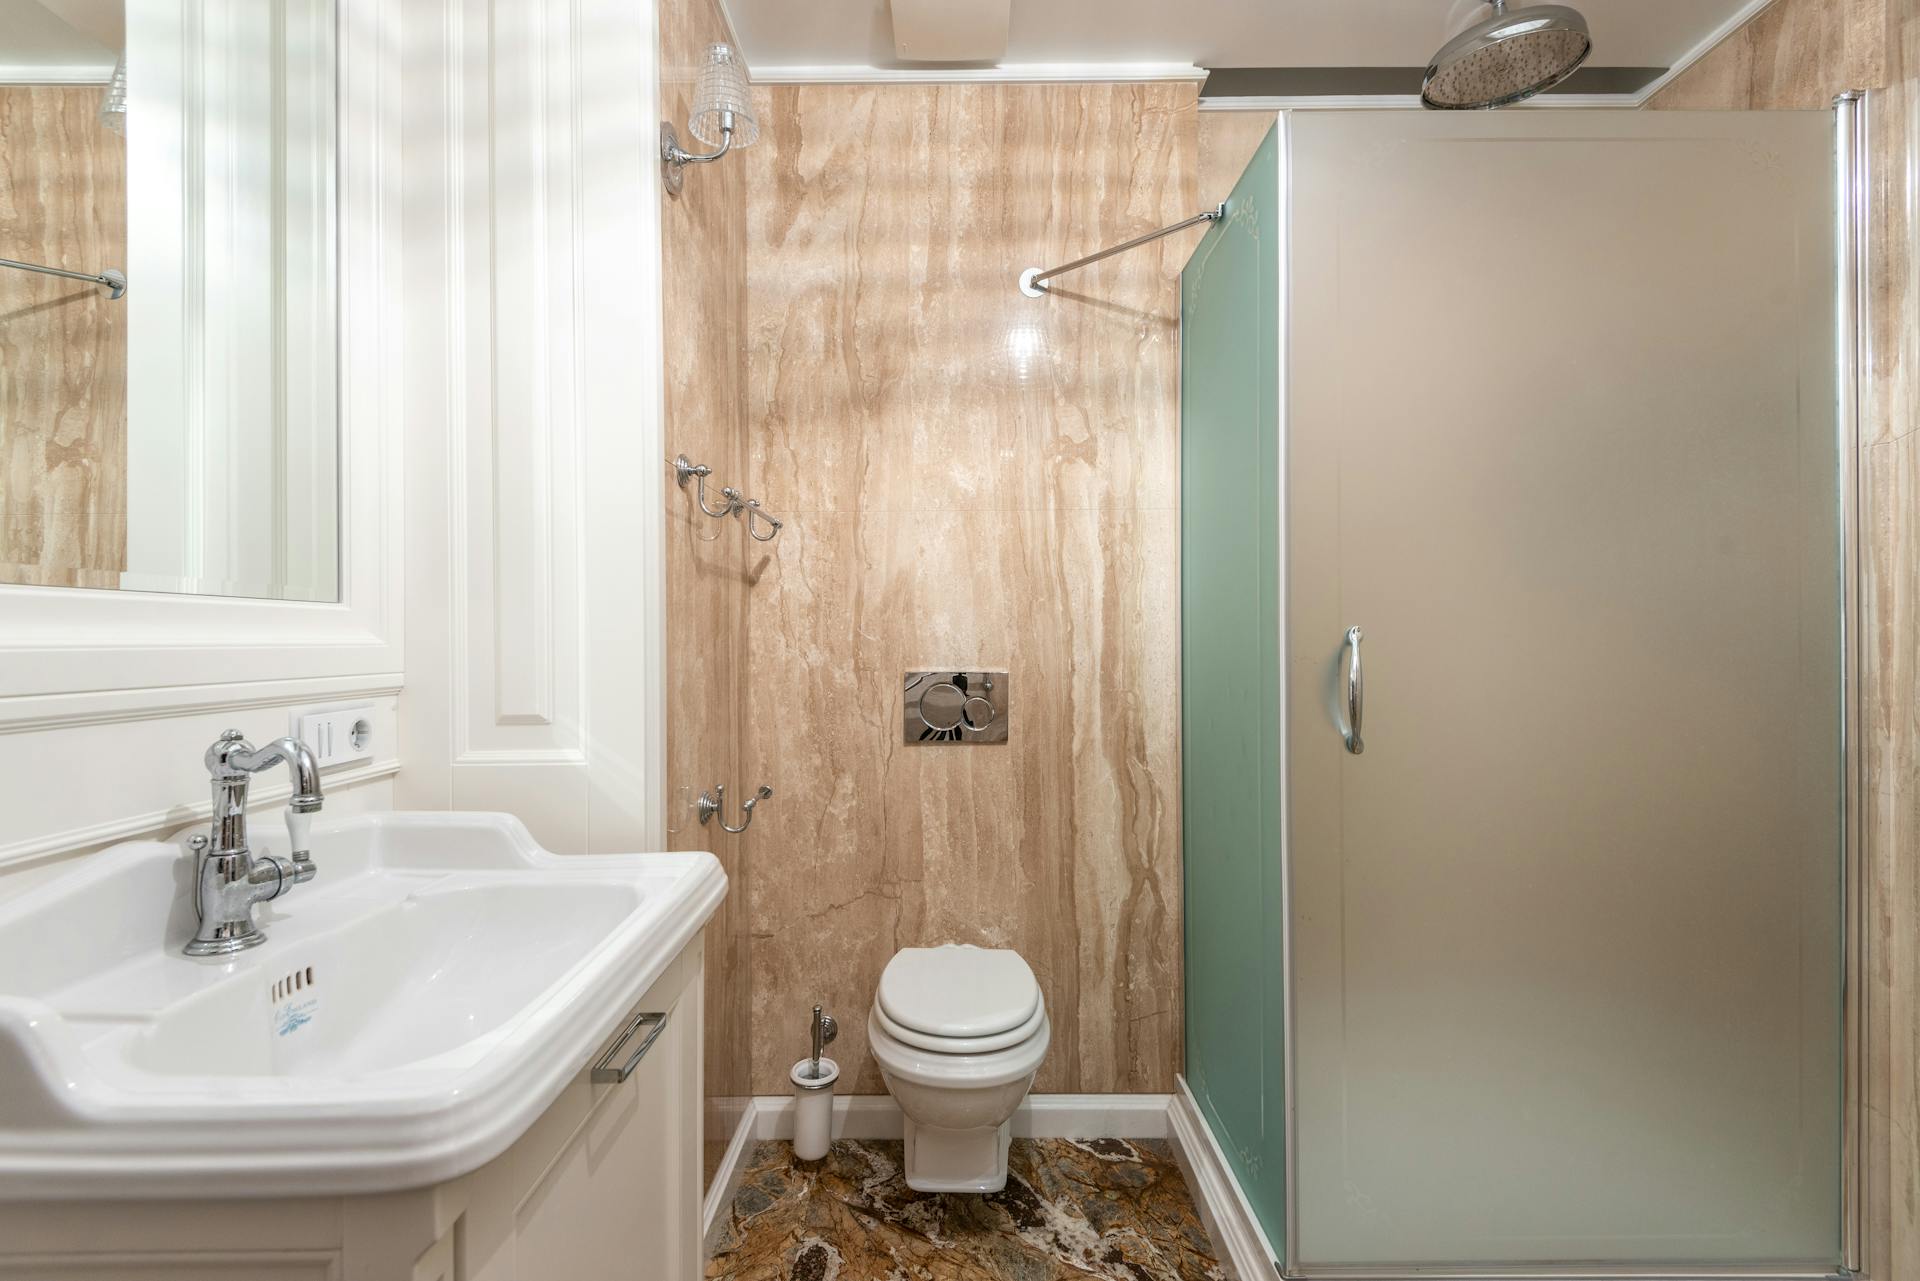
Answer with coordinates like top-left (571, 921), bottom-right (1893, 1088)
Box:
top-left (184, 730), bottom-right (324, 957)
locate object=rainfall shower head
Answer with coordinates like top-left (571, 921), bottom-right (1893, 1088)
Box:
top-left (1421, 0), bottom-right (1592, 110)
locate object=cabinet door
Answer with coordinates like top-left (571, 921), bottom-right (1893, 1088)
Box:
top-left (413, 1232), bottom-right (456, 1281)
top-left (512, 1002), bottom-right (699, 1281)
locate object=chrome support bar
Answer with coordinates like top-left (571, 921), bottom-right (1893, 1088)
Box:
top-left (0, 257), bottom-right (126, 299)
top-left (1020, 203), bottom-right (1226, 297)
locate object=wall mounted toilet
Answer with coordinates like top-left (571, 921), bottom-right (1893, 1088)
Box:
top-left (868, 943), bottom-right (1050, 1192)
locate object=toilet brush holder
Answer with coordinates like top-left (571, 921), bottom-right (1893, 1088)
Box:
top-left (789, 1056), bottom-right (839, 1161)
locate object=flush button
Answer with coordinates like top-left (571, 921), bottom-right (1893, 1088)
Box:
top-left (904, 671), bottom-right (1008, 744)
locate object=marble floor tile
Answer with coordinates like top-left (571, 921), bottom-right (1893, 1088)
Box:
top-left (707, 1138), bottom-right (1223, 1281)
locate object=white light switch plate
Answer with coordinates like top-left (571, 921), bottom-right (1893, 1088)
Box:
top-left (292, 706), bottom-right (376, 769)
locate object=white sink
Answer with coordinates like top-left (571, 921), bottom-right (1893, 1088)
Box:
top-left (0, 812), bottom-right (724, 1199)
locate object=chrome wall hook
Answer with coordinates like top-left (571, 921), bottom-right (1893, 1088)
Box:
top-left (697, 782), bottom-right (773, 834)
top-left (672, 455), bottom-right (782, 541)
top-left (674, 454), bottom-right (744, 518)
top-left (743, 499), bottom-right (783, 543)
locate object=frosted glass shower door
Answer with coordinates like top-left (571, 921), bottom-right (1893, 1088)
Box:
top-left (1286, 112), bottom-right (1843, 1271)
top-left (1182, 123), bottom-right (1286, 1256)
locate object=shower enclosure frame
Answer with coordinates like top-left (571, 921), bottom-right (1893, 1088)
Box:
top-left (1250, 94), bottom-right (1872, 1281)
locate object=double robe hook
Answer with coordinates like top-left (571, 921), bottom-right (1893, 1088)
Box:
top-left (698, 782), bottom-right (773, 833)
top-left (673, 455), bottom-right (783, 542)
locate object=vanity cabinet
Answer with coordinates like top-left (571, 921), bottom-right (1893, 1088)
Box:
top-left (0, 938), bottom-right (704, 1281)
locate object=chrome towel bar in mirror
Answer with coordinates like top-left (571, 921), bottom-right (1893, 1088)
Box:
top-left (1, 256), bottom-right (126, 299)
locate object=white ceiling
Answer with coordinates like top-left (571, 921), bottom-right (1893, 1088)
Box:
top-left (0, 1), bottom-right (123, 79)
top-left (721, 0), bottom-right (1756, 75)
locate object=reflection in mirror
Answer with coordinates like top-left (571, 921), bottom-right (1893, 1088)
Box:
top-left (0, 0), bottom-right (338, 601)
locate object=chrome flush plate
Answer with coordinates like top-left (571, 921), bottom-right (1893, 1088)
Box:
top-left (904, 671), bottom-right (1008, 744)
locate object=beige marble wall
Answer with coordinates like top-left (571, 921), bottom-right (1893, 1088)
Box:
top-left (1646, 0), bottom-right (1885, 109)
top-left (0, 86), bottom-right (126, 590)
top-left (1654, 6), bottom-right (1918, 1274)
top-left (1198, 110), bottom-right (1277, 209)
top-left (658, 0), bottom-right (751, 1191)
top-left (741, 82), bottom-right (1198, 1095)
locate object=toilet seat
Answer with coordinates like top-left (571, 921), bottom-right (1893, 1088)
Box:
top-left (867, 1005), bottom-right (1051, 1089)
top-left (872, 996), bottom-right (1046, 1055)
top-left (877, 944), bottom-right (1040, 1039)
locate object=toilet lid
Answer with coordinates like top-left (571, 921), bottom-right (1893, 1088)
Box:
top-left (877, 944), bottom-right (1040, 1039)
top-left (872, 997), bottom-right (1047, 1055)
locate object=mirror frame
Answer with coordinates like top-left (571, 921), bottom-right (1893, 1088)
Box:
top-left (0, 0), bottom-right (398, 718)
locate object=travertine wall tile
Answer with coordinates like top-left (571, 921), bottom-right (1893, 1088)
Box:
top-left (657, 0), bottom-right (752, 1191)
top-left (0, 87), bottom-right (126, 590)
top-left (1647, 0), bottom-right (1886, 109)
top-left (1198, 110), bottom-right (1277, 210)
top-left (743, 83), bottom-right (1196, 1095)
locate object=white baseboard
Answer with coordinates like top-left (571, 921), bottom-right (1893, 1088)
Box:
top-left (1167, 1076), bottom-right (1282, 1281)
top-left (745, 1091), bottom-right (1173, 1142)
top-left (752, 1093), bottom-right (902, 1140)
top-left (701, 1101), bottom-right (758, 1245)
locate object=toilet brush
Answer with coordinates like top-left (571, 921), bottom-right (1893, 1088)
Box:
top-left (790, 1005), bottom-right (839, 1161)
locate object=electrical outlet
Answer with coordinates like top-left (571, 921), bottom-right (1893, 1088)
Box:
top-left (292, 706), bottom-right (375, 769)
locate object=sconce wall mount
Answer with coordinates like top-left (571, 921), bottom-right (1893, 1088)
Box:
top-left (661, 43), bottom-right (758, 196)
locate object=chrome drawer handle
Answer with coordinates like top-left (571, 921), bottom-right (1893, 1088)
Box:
top-left (1343, 625), bottom-right (1364, 755)
top-left (591, 1009), bottom-right (669, 1084)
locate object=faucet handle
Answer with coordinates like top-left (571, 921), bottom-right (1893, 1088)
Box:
top-left (285, 807), bottom-right (315, 870)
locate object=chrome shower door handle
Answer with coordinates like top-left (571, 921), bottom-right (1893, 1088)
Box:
top-left (1343, 626), bottom-right (1365, 755)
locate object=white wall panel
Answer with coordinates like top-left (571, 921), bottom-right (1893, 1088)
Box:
top-left (398, 0), bottom-right (666, 854)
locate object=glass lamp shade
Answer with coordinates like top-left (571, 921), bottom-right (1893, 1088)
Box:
top-left (99, 54), bottom-right (128, 135)
top-left (688, 43), bottom-right (757, 149)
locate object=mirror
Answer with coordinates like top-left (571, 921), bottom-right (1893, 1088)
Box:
top-left (0, 0), bottom-right (338, 601)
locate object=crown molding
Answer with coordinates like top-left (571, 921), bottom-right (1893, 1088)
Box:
top-left (742, 0), bottom-right (1776, 105)
top-left (748, 61), bottom-right (1205, 85)
top-left (1196, 93), bottom-right (1641, 111)
top-left (0, 63), bottom-right (115, 84)
top-left (1629, 0), bottom-right (1778, 105)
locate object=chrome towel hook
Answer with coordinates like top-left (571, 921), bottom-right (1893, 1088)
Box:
top-left (672, 455), bottom-right (782, 541)
top-left (697, 782), bottom-right (773, 834)
top-left (674, 454), bottom-right (743, 518)
top-left (743, 499), bottom-right (783, 543)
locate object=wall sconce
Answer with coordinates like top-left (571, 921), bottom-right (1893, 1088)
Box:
top-left (98, 53), bottom-right (127, 135)
top-left (660, 43), bottom-right (758, 196)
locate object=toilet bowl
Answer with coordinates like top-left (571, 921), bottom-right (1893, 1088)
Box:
top-left (868, 944), bottom-right (1050, 1193)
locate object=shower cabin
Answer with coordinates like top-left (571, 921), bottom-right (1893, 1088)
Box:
top-left (1180, 108), bottom-right (1862, 1278)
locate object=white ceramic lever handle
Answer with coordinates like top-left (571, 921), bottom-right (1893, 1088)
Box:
top-left (286, 807), bottom-right (314, 862)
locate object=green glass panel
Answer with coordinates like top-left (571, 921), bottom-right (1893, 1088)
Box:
top-left (1180, 122), bottom-right (1286, 1259)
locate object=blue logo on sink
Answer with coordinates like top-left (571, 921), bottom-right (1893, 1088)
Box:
top-left (276, 998), bottom-right (318, 1037)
